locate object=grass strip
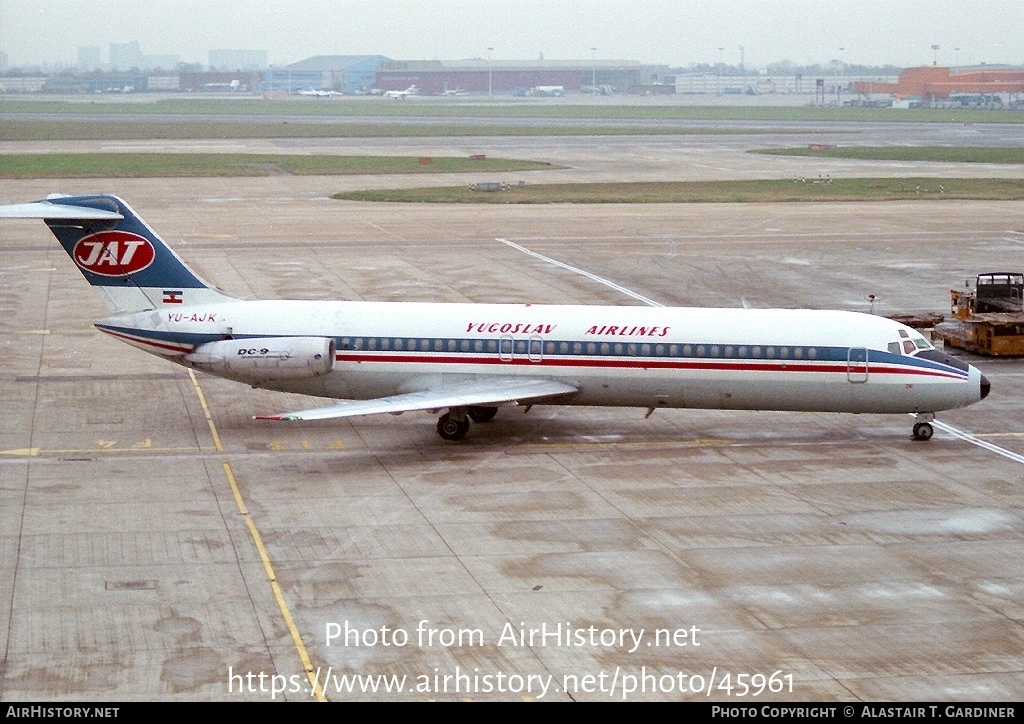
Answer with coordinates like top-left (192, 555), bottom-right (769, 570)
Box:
top-left (754, 146), bottom-right (1024, 164)
top-left (3, 98), bottom-right (1024, 123)
top-left (0, 153), bottom-right (560, 179)
top-left (332, 178), bottom-right (1024, 204)
top-left (0, 118), bottom-right (791, 140)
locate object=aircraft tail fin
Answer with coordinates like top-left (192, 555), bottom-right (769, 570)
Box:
top-left (0, 194), bottom-right (237, 315)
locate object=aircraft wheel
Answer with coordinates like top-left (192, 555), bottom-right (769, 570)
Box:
top-left (912, 422), bottom-right (934, 441)
top-left (437, 412), bottom-right (470, 441)
top-left (467, 406), bottom-right (498, 423)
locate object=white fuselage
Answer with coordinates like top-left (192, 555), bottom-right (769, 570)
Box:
top-left (100, 299), bottom-right (985, 416)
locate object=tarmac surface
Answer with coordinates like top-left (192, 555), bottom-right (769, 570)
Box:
top-left (1, 125), bottom-right (1023, 701)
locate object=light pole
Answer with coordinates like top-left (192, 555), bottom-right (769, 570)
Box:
top-left (837, 47), bottom-right (845, 105)
top-left (591, 47), bottom-right (597, 94)
top-left (717, 46), bottom-right (724, 95)
top-left (932, 44), bottom-right (940, 66)
top-left (487, 47), bottom-right (493, 97)
top-left (739, 44), bottom-right (745, 89)
top-left (954, 46), bottom-right (960, 71)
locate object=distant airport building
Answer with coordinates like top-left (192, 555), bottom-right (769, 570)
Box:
top-left (260, 56), bottom-right (390, 94)
top-left (43, 73), bottom-right (149, 93)
top-left (676, 72), bottom-right (898, 97)
top-left (209, 49), bottom-right (268, 71)
top-left (373, 58), bottom-right (644, 94)
top-left (854, 66), bottom-right (1024, 102)
top-left (147, 75), bottom-right (180, 91)
top-left (676, 73), bottom-right (757, 95)
top-left (0, 76), bottom-right (46, 93)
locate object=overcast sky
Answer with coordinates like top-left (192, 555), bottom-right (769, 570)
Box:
top-left (2, 0), bottom-right (1022, 69)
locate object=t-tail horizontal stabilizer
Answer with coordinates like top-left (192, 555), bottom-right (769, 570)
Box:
top-left (0, 194), bottom-right (237, 315)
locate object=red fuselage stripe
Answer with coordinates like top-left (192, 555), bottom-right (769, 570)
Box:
top-left (99, 328), bottom-right (193, 354)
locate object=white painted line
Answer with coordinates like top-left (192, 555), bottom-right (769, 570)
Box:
top-left (100, 144), bottom-right (247, 152)
top-left (933, 419), bottom-right (1024, 465)
top-left (1002, 237), bottom-right (1024, 246)
top-left (496, 238), bottom-right (664, 307)
top-left (509, 230), bottom-right (958, 242)
top-left (364, 220), bottom-right (404, 240)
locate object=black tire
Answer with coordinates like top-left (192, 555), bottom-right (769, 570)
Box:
top-left (437, 412), bottom-right (470, 440)
top-left (467, 406), bottom-right (498, 423)
top-left (913, 422), bottom-right (934, 441)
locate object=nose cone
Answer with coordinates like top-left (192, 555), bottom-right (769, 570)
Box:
top-left (980, 373), bottom-right (991, 400)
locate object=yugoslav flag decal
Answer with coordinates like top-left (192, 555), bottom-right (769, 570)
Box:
top-left (72, 230), bottom-right (156, 277)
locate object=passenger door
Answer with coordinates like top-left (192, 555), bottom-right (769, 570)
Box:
top-left (847, 347), bottom-right (869, 383)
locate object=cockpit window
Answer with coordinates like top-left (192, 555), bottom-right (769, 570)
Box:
top-left (888, 342), bottom-right (902, 355)
top-left (903, 340), bottom-right (916, 354)
top-left (913, 337), bottom-right (932, 350)
top-left (898, 329), bottom-right (910, 339)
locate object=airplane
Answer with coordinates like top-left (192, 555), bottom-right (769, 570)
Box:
top-left (296, 87), bottom-right (342, 98)
top-left (383, 85), bottom-right (419, 99)
top-left (0, 194), bottom-right (990, 442)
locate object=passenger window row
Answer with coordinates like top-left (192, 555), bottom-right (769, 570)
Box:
top-left (335, 337), bottom-right (848, 361)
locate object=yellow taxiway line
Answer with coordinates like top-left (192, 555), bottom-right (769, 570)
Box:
top-left (188, 369), bottom-right (327, 701)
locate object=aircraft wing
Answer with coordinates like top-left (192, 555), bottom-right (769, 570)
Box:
top-left (254, 377), bottom-right (578, 421)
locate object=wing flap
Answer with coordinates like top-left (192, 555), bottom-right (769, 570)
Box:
top-left (255, 378), bottom-right (578, 421)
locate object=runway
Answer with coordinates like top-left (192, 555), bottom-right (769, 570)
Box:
top-left (1, 126), bottom-right (1023, 700)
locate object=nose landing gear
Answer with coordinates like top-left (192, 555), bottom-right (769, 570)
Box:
top-left (912, 412), bottom-right (935, 441)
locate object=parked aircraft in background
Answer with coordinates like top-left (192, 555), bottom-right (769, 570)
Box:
top-left (297, 87), bottom-right (342, 97)
top-left (0, 195), bottom-right (990, 441)
top-left (531, 85), bottom-right (566, 96)
top-left (383, 85), bottom-right (419, 99)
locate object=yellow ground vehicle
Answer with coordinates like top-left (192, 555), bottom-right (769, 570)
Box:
top-left (934, 272), bottom-right (1024, 356)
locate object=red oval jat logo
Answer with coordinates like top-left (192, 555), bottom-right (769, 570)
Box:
top-left (72, 231), bottom-right (156, 277)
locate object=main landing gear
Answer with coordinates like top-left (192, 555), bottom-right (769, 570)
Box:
top-left (436, 406), bottom-right (499, 440)
top-left (467, 405), bottom-right (498, 423)
top-left (912, 412), bottom-right (935, 442)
